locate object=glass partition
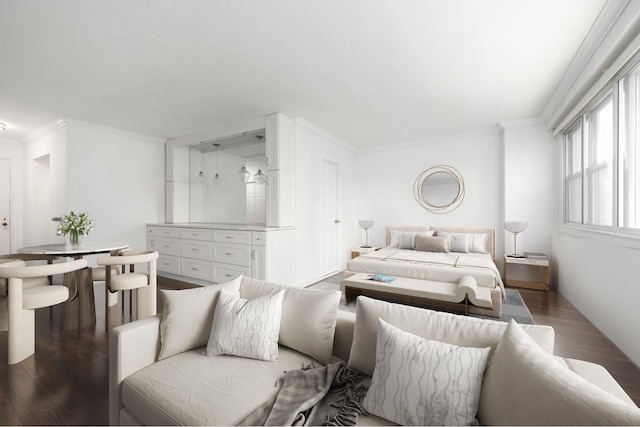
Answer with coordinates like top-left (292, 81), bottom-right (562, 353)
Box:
top-left (189, 130), bottom-right (267, 225)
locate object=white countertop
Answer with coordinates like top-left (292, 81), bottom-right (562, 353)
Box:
top-left (149, 222), bottom-right (295, 231)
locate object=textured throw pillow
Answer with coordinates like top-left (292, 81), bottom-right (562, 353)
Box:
top-left (414, 235), bottom-right (450, 252)
top-left (478, 320), bottom-right (640, 425)
top-left (157, 276), bottom-right (242, 360)
top-left (239, 277), bottom-right (340, 364)
top-left (348, 296), bottom-right (555, 376)
top-left (436, 231), bottom-right (470, 253)
top-left (469, 233), bottom-right (489, 253)
top-left (204, 289), bottom-right (284, 361)
top-left (363, 319), bottom-right (490, 426)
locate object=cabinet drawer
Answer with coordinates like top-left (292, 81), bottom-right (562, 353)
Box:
top-left (180, 228), bottom-right (212, 241)
top-left (155, 227), bottom-right (181, 238)
top-left (155, 237), bottom-right (180, 256)
top-left (212, 230), bottom-right (251, 244)
top-left (181, 258), bottom-right (212, 281)
top-left (157, 254), bottom-right (180, 275)
top-left (147, 236), bottom-right (155, 250)
top-left (213, 242), bottom-right (251, 267)
top-left (252, 232), bottom-right (266, 245)
top-left (147, 226), bottom-right (155, 236)
top-left (213, 262), bottom-right (251, 283)
top-left (180, 240), bottom-right (213, 261)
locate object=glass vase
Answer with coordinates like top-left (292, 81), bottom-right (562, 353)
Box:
top-left (68, 232), bottom-right (82, 248)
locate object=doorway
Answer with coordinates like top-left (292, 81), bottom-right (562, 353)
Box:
top-left (322, 160), bottom-right (339, 275)
top-left (0, 158), bottom-right (10, 253)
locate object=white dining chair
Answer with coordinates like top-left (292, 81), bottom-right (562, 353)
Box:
top-left (97, 250), bottom-right (158, 328)
top-left (0, 258), bottom-right (88, 364)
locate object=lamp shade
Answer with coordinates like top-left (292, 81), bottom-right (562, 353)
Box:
top-left (358, 220), bottom-right (374, 230)
top-left (504, 221), bottom-right (528, 233)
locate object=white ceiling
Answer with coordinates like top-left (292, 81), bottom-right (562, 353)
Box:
top-left (0, 0), bottom-right (606, 147)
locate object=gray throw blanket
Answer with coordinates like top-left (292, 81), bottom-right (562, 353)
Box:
top-left (238, 361), bottom-right (368, 426)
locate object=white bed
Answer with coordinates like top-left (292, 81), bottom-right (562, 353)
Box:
top-left (346, 226), bottom-right (505, 317)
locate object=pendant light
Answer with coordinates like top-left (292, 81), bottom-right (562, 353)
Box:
top-left (213, 143), bottom-right (221, 183)
top-left (238, 140), bottom-right (250, 182)
top-left (253, 135), bottom-right (267, 184)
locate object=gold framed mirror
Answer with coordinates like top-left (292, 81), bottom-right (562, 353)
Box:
top-left (413, 165), bottom-right (465, 213)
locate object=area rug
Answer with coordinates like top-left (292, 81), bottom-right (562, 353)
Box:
top-left (307, 274), bottom-right (534, 324)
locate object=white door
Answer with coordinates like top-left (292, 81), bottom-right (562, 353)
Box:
top-left (0, 159), bottom-right (11, 253)
top-left (322, 160), bottom-right (339, 275)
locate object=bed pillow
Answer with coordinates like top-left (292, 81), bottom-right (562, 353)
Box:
top-left (157, 276), bottom-right (242, 360)
top-left (436, 231), bottom-right (470, 253)
top-left (204, 289), bottom-right (284, 361)
top-left (239, 277), bottom-right (341, 364)
top-left (470, 233), bottom-right (489, 253)
top-left (347, 296), bottom-right (554, 376)
top-left (397, 231), bottom-right (434, 249)
top-left (478, 320), bottom-right (640, 425)
top-left (414, 235), bottom-right (450, 252)
top-left (363, 319), bottom-right (490, 426)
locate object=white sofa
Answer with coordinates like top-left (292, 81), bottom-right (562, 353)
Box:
top-left (110, 276), bottom-right (640, 425)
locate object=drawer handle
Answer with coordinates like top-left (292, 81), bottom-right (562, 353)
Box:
top-left (192, 233), bottom-right (198, 236)
top-left (191, 248), bottom-right (199, 252)
top-left (225, 236), bottom-right (234, 239)
top-left (225, 273), bottom-right (233, 277)
top-left (225, 252), bottom-right (233, 256)
top-left (163, 262), bottom-right (171, 266)
top-left (192, 267), bottom-right (199, 271)
top-left (163, 245), bottom-right (170, 248)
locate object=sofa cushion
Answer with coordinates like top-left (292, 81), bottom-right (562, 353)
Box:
top-left (158, 276), bottom-right (241, 360)
top-left (478, 320), bottom-right (640, 425)
top-left (121, 346), bottom-right (318, 426)
top-left (348, 296), bottom-right (554, 376)
top-left (363, 319), bottom-right (490, 426)
top-left (239, 277), bottom-right (341, 364)
top-left (204, 290), bottom-right (284, 361)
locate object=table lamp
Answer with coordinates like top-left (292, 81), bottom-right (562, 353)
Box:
top-left (504, 221), bottom-right (528, 257)
top-left (358, 220), bottom-right (374, 248)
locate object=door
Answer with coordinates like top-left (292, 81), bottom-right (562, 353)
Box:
top-left (322, 160), bottom-right (339, 275)
top-left (0, 158), bottom-right (10, 253)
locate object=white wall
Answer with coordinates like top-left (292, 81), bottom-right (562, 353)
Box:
top-left (294, 119), bottom-right (358, 285)
top-left (356, 129), bottom-right (505, 257)
top-left (0, 137), bottom-right (25, 251)
top-left (64, 120), bottom-right (165, 266)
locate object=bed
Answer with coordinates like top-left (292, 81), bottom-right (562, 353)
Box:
top-left (345, 226), bottom-right (504, 317)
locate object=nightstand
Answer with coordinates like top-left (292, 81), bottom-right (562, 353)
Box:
top-left (503, 255), bottom-right (550, 290)
top-left (351, 247), bottom-right (381, 259)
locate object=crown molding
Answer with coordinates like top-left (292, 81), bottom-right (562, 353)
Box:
top-left (293, 117), bottom-right (358, 152)
top-left (498, 117), bottom-right (545, 130)
top-left (61, 117), bottom-right (166, 144)
top-left (21, 118), bottom-right (67, 144)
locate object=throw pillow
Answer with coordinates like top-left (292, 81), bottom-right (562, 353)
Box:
top-left (347, 296), bottom-right (555, 376)
top-left (469, 233), bottom-right (489, 253)
top-left (478, 320), bottom-right (640, 425)
top-left (398, 231), bottom-right (435, 249)
top-left (363, 319), bottom-right (490, 426)
top-left (157, 276), bottom-right (242, 360)
top-left (204, 289), bottom-right (284, 361)
top-left (239, 277), bottom-right (341, 364)
top-left (436, 231), bottom-right (470, 253)
top-left (414, 235), bottom-right (450, 252)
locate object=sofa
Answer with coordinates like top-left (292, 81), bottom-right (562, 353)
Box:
top-left (110, 276), bottom-right (640, 425)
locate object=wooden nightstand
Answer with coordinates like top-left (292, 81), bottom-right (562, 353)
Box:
top-left (351, 247), bottom-right (381, 259)
top-left (503, 255), bottom-right (550, 290)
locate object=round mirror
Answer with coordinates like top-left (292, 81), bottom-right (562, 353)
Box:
top-left (413, 166), bottom-right (465, 213)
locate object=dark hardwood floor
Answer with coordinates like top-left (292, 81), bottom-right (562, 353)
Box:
top-left (0, 279), bottom-right (638, 425)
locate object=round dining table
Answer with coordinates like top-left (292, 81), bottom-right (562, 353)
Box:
top-left (18, 242), bottom-right (129, 330)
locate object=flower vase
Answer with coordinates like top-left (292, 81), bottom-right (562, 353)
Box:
top-left (68, 232), bottom-right (82, 248)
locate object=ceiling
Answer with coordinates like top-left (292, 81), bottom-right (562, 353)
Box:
top-left (0, 0), bottom-right (607, 148)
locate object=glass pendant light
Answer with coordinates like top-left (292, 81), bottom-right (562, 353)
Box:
top-left (213, 144), bottom-right (221, 183)
top-left (238, 140), bottom-right (250, 182)
top-left (253, 135), bottom-right (267, 184)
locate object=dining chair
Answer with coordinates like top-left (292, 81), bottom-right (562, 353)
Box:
top-left (0, 258), bottom-right (88, 364)
top-left (0, 254), bottom-right (61, 331)
top-left (97, 250), bottom-right (158, 328)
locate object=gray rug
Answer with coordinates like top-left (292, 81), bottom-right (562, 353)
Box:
top-left (307, 274), bottom-right (534, 324)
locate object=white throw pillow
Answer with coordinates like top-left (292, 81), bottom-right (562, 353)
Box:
top-left (204, 289), bottom-right (284, 361)
top-left (364, 319), bottom-right (490, 426)
top-left (478, 320), bottom-right (640, 425)
top-left (436, 231), bottom-right (470, 253)
top-left (157, 276), bottom-right (242, 360)
top-left (347, 296), bottom-right (555, 376)
top-left (239, 277), bottom-right (341, 364)
top-left (397, 231), bottom-right (435, 249)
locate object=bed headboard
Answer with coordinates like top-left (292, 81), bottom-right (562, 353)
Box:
top-left (385, 225), bottom-right (497, 262)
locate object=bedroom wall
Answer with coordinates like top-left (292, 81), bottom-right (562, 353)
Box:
top-left (355, 128), bottom-right (505, 258)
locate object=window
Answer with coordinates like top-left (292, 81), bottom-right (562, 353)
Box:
top-left (563, 59), bottom-right (640, 235)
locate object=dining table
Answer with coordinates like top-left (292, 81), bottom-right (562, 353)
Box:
top-left (18, 242), bottom-right (129, 330)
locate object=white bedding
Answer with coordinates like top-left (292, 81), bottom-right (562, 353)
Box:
top-left (348, 247), bottom-right (505, 298)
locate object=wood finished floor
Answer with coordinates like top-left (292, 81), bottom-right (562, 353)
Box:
top-left (0, 279), bottom-right (638, 425)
